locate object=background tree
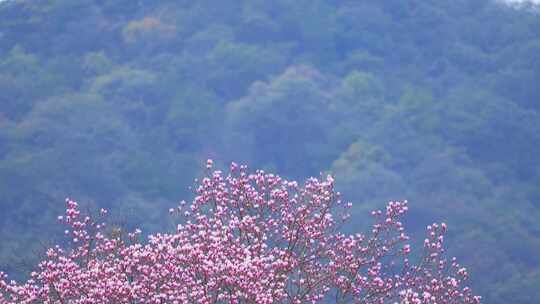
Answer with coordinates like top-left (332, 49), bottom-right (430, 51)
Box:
top-left (1, 0), bottom-right (539, 302)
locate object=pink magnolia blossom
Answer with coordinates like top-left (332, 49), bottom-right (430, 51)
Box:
top-left (0, 161), bottom-right (481, 303)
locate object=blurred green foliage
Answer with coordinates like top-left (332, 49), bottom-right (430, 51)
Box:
top-left (0, 0), bottom-right (539, 302)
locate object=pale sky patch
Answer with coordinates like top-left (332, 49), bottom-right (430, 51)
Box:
top-left (502, 0), bottom-right (540, 4)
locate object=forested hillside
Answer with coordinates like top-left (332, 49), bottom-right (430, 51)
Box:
top-left (1, 1), bottom-right (539, 303)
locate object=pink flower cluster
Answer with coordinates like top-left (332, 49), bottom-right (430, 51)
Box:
top-left (0, 161), bottom-right (481, 303)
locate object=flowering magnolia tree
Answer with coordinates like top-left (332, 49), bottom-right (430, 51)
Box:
top-left (0, 160), bottom-right (481, 303)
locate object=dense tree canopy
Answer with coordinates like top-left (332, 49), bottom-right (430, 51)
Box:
top-left (0, 0), bottom-right (539, 303)
top-left (0, 164), bottom-right (481, 303)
